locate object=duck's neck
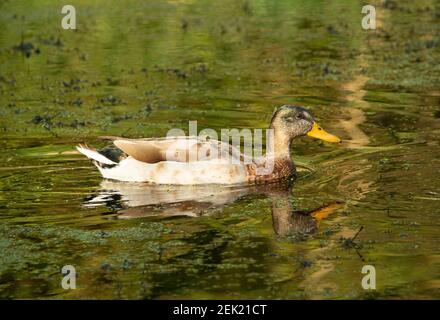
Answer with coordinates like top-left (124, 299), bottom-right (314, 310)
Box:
top-left (271, 127), bottom-right (292, 160)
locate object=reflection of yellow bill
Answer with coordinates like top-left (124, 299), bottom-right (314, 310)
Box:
top-left (311, 202), bottom-right (344, 222)
top-left (307, 122), bottom-right (341, 143)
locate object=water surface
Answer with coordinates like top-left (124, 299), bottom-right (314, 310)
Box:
top-left (1, 0), bottom-right (440, 299)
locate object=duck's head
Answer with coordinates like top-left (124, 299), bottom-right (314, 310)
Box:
top-left (270, 105), bottom-right (341, 143)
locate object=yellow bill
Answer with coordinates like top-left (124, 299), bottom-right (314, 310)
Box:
top-left (307, 122), bottom-right (341, 143)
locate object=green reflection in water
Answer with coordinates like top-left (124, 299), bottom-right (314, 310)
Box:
top-left (0, 0), bottom-right (440, 299)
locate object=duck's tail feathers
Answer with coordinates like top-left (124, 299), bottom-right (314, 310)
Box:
top-left (76, 144), bottom-right (117, 166)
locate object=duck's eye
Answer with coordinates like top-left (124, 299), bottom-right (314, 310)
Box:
top-left (296, 113), bottom-right (304, 120)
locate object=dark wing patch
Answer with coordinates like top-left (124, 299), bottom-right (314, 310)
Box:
top-left (97, 145), bottom-right (127, 168)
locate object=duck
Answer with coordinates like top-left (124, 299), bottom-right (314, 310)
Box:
top-left (76, 105), bottom-right (340, 185)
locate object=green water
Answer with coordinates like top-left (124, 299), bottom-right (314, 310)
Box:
top-left (1, 0), bottom-right (440, 299)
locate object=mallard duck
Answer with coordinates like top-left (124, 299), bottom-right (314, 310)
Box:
top-left (76, 105), bottom-right (340, 184)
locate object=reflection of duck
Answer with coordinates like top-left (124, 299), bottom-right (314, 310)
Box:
top-left (84, 181), bottom-right (341, 235)
top-left (271, 191), bottom-right (343, 236)
top-left (77, 106), bottom-right (340, 184)
top-left (84, 180), bottom-right (252, 218)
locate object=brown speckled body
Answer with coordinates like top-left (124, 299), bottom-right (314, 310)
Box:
top-left (246, 158), bottom-right (296, 184)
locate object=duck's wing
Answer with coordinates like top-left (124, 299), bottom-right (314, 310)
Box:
top-left (99, 136), bottom-right (243, 164)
